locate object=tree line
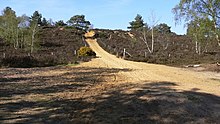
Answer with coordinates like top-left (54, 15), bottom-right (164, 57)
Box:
top-left (128, 0), bottom-right (220, 54)
top-left (0, 7), bottom-right (91, 54)
top-left (1, 0), bottom-right (219, 55)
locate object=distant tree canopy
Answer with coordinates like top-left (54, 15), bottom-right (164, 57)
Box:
top-left (55, 20), bottom-right (67, 27)
top-left (67, 15), bottom-right (91, 30)
top-left (128, 14), bottom-right (145, 30)
top-left (31, 11), bottom-right (42, 26)
top-left (41, 17), bottom-right (49, 26)
top-left (173, 0), bottom-right (220, 45)
top-left (155, 23), bottom-right (171, 34)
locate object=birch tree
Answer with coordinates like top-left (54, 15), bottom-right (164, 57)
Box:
top-left (29, 11), bottom-right (41, 54)
top-left (17, 14), bottom-right (30, 49)
top-left (187, 18), bottom-right (213, 54)
top-left (0, 7), bottom-right (19, 48)
top-left (148, 11), bottom-right (159, 53)
top-left (140, 25), bottom-right (152, 53)
top-left (173, 0), bottom-right (220, 45)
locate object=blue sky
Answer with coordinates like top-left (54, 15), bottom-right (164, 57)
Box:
top-left (0, 0), bottom-right (186, 34)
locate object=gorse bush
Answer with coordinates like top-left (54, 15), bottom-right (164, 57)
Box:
top-left (77, 46), bottom-right (96, 57)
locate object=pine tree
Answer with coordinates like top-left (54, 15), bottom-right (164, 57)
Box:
top-left (128, 14), bottom-right (145, 30)
top-left (67, 15), bottom-right (91, 30)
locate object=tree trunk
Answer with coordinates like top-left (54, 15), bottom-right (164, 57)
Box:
top-left (195, 38), bottom-right (201, 55)
top-left (213, 18), bottom-right (220, 46)
top-left (194, 33), bottom-right (199, 54)
top-left (216, 32), bottom-right (220, 46)
top-left (123, 48), bottom-right (126, 59)
top-left (198, 42), bottom-right (201, 55)
top-left (208, 1), bottom-right (220, 46)
top-left (16, 28), bottom-right (19, 49)
top-left (141, 28), bottom-right (152, 53)
top-left (21, 31), bottom-right (24, 49)
top-left (31, 24), bottom-right (37, 54)
top-left (151, 28), bottom-right (154, 53)
top-left (195, 40), bottom-right (198, 54)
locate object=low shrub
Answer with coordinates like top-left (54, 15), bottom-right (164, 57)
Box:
top-left (1, 56), bottom-right (38, 68)
top-left (77, 47), bottom-right (96, 57)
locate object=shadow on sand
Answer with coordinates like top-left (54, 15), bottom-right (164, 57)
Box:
top-left (0, 66), bottom-right (219, 123)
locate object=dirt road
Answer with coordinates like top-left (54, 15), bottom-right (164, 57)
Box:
top-left (84, 38), bottom-right (220, 96)
top-left (0, 34), bottom-right (219, 123)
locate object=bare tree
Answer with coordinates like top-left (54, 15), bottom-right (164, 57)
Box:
top-left (140, 26), bottom-right (152, 53)
top-left (148, 11), bottom-right (160, 53)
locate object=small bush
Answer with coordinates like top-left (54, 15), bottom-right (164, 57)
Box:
top-left (77, 47), bottom-right (96, 57)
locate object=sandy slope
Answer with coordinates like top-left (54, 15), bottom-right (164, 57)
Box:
top-left (84, 38), bottom-right (220, 96)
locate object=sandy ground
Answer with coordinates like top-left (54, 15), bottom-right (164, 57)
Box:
top-left (0, 34), bottom-right (220, 123)
top-left (84, 38), bottom-right (220, 95)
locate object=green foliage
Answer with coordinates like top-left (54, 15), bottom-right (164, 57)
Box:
top-left (173, 0), bottom-right (220, 44)
top-left (77, 46), bottom-right (96, 57)
top-left (173, 0), bottom-right (219, 24)
top-left (187, 18), bottom-right (213, 38)
top-left (55, 20), bottom-right (67, 27)
top-left (0, 7), bottom-right (18, 45)
top-left (128, 14), bottom-right (145, 30)
top-left (31, 11), bottom-right (42, 25)
top-left (41, 18), bottom-right (49, 26)
top-left (155, 23), bottom-right (171, 34)
top-left (187, 18), bottom-right (213, 53)
top-left (67, 15), bottom-right (91, 30)
top-left (0, 7), bottom-right (41, 54)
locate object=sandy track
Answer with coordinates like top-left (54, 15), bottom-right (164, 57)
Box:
top-left (84, 38), bottom-right (220, 96)
top-left (0, 34), bottom-right (220, 123)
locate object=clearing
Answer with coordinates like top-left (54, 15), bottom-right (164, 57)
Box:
top-left (0, 34), bottom-right (220, 123)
